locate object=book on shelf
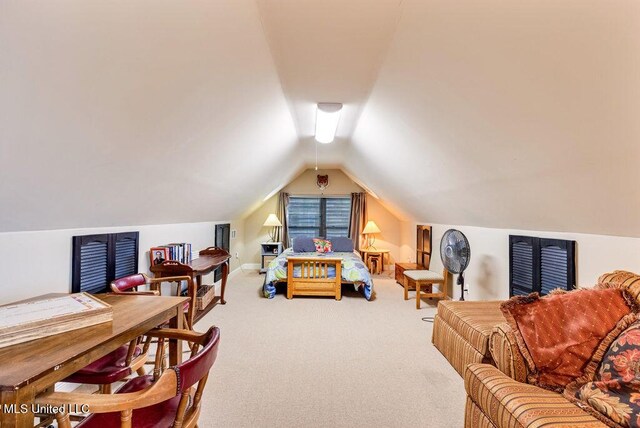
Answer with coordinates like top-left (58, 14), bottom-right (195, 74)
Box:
top-left (149, 242), bottom-right (192, 266)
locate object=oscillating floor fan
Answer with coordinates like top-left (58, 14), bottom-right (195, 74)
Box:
top-left (440, 229), bottom-right (471, 301)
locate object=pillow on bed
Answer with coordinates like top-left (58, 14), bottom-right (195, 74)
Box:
top-left (313, 238), bottom-right (332, 253)
top-left (331, 237), bottom-right (354, 252)
top-left (292, 236), bottom-right (316, 252)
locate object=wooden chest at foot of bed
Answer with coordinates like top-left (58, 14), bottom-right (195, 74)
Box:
top-left (286, 257), bottom-right (343, 300)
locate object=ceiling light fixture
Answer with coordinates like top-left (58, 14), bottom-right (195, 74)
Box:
top-left (315, 103), bottom-right (343, 144)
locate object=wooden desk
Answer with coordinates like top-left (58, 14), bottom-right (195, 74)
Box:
top-left (359, 249), bottom-right (390, 272)
top-left (150, 247), bottom-right (231, 324)
top-left (0, 293), bottom-right (188, 428)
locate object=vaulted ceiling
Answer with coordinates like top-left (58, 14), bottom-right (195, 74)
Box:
top-left (1, 0), bottom-right (639, 237)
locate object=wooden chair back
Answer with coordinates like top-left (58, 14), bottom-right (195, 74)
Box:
top-left (36, 327), bottom-right (220, 428)
top-left (111, 273), bottom-right (147, 292)
top-left (110, 273), bottom-right (196, 330)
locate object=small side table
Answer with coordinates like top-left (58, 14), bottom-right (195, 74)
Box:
top-left (260, 242), bottom-right (283, 274)
top-left (360, 248), bottom-right (390, 273)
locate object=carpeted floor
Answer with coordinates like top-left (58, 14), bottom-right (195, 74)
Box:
top-left (194, 269), bottom-right (466, 427)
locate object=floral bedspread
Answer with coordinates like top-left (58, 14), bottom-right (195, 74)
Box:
top-left (263, 248), bottom-right (374, 300)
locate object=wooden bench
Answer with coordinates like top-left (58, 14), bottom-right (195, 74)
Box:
top-left (403, 269), bottom-right (449, 309)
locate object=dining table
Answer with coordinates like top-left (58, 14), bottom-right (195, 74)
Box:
top-left (0, 292), bottom-right (188, 428)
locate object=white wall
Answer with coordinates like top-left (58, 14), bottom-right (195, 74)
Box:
top-left (0, 220), bottom-right (244, 304)
top-left (400, 223), bottom-right (640, 301)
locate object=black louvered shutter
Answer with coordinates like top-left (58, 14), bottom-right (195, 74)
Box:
top-left (509, 236), bottom-right (538, 296)
top-left (72, 232), bottom-right (139, 293)
top-left (509, 235), bottom-right (575, 297)
top-left (72, 234), bottom-right (111, 294)
top-left (540, 238), bottom-right (575, 295)
top-left (114, 232), bottom-right (139, 279)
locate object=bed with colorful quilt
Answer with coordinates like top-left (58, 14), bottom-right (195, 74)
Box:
top-left (262, 237), bottom-right (374, 301)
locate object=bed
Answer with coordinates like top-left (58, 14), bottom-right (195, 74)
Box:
top-left (263, 248), bottom-right (374, 300)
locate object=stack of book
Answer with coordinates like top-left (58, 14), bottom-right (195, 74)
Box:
top-left (149, 243), bottom-right (192, 266)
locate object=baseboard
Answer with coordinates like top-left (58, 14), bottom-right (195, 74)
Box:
top-left (208, 266), bottom-right (242, 291)
top-left (228, 266), bottom-right (242, 279)
top-left (242, 263), bottom-right (260, 271)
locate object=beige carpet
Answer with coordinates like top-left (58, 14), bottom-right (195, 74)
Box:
top-left (194, 270), bottom-right (466, 428)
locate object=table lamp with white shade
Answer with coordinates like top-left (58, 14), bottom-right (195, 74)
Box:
top-left (263, 214), bottom-right (282, 242)
top-left (362, 220), bottom-right (381, 250)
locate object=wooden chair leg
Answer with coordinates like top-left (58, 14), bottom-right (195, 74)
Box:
top-left (99, 384), bottom-right (111, 394)
top-left (183, 312), bottom-right (192, 331)
top-left (403, 276), bottom-right (409, 300)
top-left (416, 281), bottom-right (421, 309)
top-left (137, 367), bottom-right (146, 376)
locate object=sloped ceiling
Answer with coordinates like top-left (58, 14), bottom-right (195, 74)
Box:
top-left (1, 0), bottom-right (639, 238)
top-left (256, 0), bottom-right (402, 151)
top-left (0, 0), bottom-right (299, 232)
top-left (348, 0), bottom-right (640, 237)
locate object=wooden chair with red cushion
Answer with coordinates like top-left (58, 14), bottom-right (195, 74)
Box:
top-left (63, 336), bottom-right (151, 394)
top-left (36, 326), bottom-right (221, 428)
top-left (110, 273), bottom-right (196, 330)
top-left (63, 274), bottom-right (196, 395)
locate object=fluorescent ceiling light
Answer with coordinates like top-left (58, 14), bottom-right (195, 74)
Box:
top-left (315, 103), bottom-right (342, 144)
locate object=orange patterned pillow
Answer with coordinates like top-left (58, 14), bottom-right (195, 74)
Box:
top-left (501, 288), bottom-right (635, 391)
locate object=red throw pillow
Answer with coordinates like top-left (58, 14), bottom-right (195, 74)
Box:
top-left (312, 238), bottom-right (332, 253)
top-left (501, 288), bottom-right (634, 390)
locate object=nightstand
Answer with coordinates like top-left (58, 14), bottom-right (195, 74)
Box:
top-left (360, 248), bottom-right (390, 273)
top-left (260, 242), bottom-right (283, 274)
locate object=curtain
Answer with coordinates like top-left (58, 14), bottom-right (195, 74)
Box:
top-left (275, 192), bottom-right (290, 248)
top-left (348, 192), bottom-right (367, 251)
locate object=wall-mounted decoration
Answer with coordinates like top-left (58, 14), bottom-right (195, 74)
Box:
top-left (317, 174), bottom-right (329, 191)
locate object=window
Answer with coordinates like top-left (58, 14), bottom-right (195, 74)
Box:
top-left (287, 197), bottom-right (351, 241)
top-left (509, 235), bottom-right (576, 297)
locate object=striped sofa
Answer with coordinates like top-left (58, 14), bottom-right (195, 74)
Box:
top-left (462, 270), bottom-right (640, 428)
top-left (432, 300), bottom-right (505, 376)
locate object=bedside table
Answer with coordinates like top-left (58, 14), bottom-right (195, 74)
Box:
top-left (360, 248), bottom-right (390, 273)
top-left (260, 242), bottom-right (283, 274)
